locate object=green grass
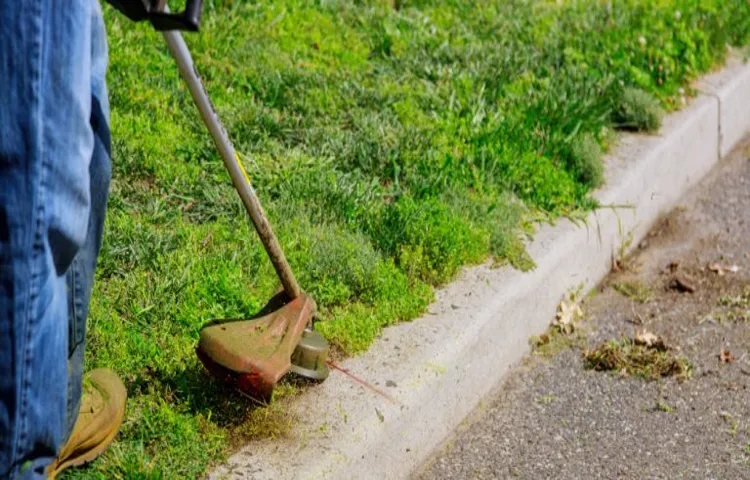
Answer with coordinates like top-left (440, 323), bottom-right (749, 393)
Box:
top-left (613, 280), bottom-right (654, 303)
top-left (653, 401), bottom-right (676, 413)
top-left (718, 286), bottom-right (750, 308)
top-left (71, 0), bottom-right (750, 476)
top-left (711, 285), bottom-right (750, 322)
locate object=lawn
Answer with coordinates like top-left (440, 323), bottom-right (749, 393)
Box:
top-left (68, 0), bottom-right (750, 477)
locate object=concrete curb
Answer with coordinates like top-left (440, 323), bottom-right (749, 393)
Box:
top-left (213, 59), bottom-right (750, 480)
top-left (695, 56), bottom-right (750, 157)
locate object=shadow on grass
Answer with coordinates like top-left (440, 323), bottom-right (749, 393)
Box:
top-left (133, 356), bottom-right (311, 450)
top-left (105, 291), bottom-right (316, 474)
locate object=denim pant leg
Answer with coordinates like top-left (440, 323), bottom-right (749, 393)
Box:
top-left (0, 1), bottom-right (101, 477)
top-left (65, 0), bottom-right (111, 444)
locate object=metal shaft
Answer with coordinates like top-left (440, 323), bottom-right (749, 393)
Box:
top-left (162, 30), bottom-right (302, 299)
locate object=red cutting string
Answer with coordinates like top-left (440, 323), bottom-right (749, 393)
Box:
top-left (326, 361), bottom-right (400, 405)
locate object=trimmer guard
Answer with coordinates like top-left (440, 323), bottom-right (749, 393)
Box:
top-left (196, 293), bottom-right (315, 402)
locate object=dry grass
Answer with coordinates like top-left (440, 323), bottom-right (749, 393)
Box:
top-left (530, 328), bottom-right (586, 358)
top-left (583, 338), bottom-right (691, 380)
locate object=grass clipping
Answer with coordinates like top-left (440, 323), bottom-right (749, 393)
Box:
top-left (531, 295), bottom-right (585, 357)
top-left (583, 331), bottom-right (691, 381)
top-left (612, 280), bottom-right (653, 303)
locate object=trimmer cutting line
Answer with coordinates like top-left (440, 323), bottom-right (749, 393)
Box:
top-left (116, 0), bottom-right (331, 402)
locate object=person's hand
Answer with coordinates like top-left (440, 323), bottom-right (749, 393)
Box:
top-left (104, 0), bottom-right (203, 31)
top-left (104, 0), bottom-right (150, 23)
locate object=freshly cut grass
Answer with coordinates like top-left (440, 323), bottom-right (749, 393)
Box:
top-left (70, 0), bottom-right (750, 476)
top-left (583, 339), bottom-right (692, 380)
top-left (530, 328), bottom-right (586, 358)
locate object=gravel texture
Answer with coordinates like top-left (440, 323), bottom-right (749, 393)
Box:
top-left (416, 137), bottom-right (750, 480)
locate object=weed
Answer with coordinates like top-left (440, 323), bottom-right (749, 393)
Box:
top-left (612, 88), bottom-right (665, 132)
top-left (613, 220), bottom-right (635, 271)
top-left (728, 420), bottom-right (740, 438)
top-left (654, 401), bottom-right (675, 413)
top-left (424, 362), bottom-right (447, 375)
top-left (536, 393), bottom-right (557, 405)
top-left (708, 286), bottom-right (750, 323)
top-left (718, 288), bottom-right (750, 308)
top-left (375, 195), bottom-right (489, 284)
top-left (708, 310), bottom-right (750, 324)
top-left (567, 133), bottom-right (605, 188)
top-left (583, 338), bottom-right (692, 380)
top-left (613, 281), bottom-right (653, 303)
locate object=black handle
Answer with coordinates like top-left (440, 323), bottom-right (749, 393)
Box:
top-left (150, 0), bottom-right (203, 31)
top-left (106, 0), bottom-right (203, 32)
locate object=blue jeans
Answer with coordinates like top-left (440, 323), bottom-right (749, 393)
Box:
top-left (0, 1), bottom-right (110, 478)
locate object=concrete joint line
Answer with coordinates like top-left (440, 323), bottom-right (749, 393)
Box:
top-left (695, 88), bottom-right (722, 160)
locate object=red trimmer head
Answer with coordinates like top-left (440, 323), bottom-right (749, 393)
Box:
top-left (196, 293), bottom-right (321, 403)
top-left (153, 8), bottom-right (330, 403)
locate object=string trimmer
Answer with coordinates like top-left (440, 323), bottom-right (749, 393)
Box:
top-left (110, 0), bottom-right (330, 402)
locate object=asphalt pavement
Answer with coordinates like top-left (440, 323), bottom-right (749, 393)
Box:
top-left (416, 137), bottom-right (750, 480)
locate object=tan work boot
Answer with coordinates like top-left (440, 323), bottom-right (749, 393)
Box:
top-left (47, 368), bottom-right (127, 479)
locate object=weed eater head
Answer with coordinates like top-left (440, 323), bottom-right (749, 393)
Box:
top-left (140, 5), bottom-right (331, 403)
top-left (196, 292), bottom-right (328, 403)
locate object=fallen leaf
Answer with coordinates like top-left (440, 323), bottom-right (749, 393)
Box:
top-left (719, 349), bottom-right (736, 363)
top-left (553, 300), bottom-right (582, 334)
top-left (708, 263), bottom-right (724, 275)
top-left (669, 274), bottom-right (696, 293)
top-left (634, 330), bottom-right (668, 351)
top-left (708, 263), bottom-right (741, 276)
top-left (536, 333), bottom-right (551, 346)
